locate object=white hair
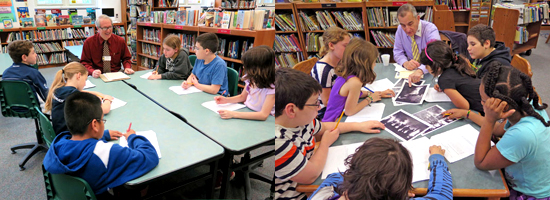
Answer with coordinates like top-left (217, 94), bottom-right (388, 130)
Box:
top-left (95, 14), bottom-right (112, 28)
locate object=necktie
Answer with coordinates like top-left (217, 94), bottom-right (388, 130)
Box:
top-left (103, 40), bottom-right (111, 73)
top-left (411, 36), bottom-right (420, 61)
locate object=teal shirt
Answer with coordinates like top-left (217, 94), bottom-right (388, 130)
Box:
top-left (497, 107), bottom-right (550, 198)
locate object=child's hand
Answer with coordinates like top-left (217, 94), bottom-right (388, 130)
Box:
top-left (218, 110), bottom-right (234, 119)
top-left (321, 128), bottom-right (340, 147)
top-left (214, 96), bottom-right (227, 104)
top-left (190, 75), bottom-right (199, 85)
top-left (378, 89), bottom-right (395, 98)
top-left (357, 120), bottom-right (385, 133)
top-left (152, 71), bottom-right (158, 75)
top-left (147, 74), bottom-right (161, 80)
top-left (429, 145), bottom-right (445, 155)
top-left (483, 98), bottom-right (516, 123)
top-left (109, 130), bottom-right (123, 140)
top-left (181, 81), bottom-right (191, 89)
top-left (441, 108), bottom-right (467, 119)
top-left (123, 129), bottom-right (136, 139)
top-left (434, 84), bottom-right (442, 92)
top-left (371, 92), bottom-right (382, 102)
top-left (103, 95), bottom-right (114, 101)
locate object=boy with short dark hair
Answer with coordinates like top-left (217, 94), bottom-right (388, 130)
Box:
top-left (181, 33), bottom-right (228, 96)
top-left (43, 92), bottom-right (159, 196)
top-left (467, 24), bottom-right (511, 77)
top-left (275, 68), bottom-right (386, 200)
top-left (2, 40), bottom-right (49, 101)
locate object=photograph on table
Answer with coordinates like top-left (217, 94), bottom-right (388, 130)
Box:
top-left (393, 83), bottom-right (429, 105)
top-left (413, 105), bottom-right (457, 136)
top-left (380, 109), bottom-right (431, 141)
top-left (392, 78), bottom-right (425, 93)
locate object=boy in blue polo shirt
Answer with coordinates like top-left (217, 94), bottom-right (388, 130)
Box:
top-left (181, 33), bottom-right (229, 96)
top-left (2, 40), bottom-right (49, 102)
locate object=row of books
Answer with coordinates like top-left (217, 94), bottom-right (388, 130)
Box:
top-left (219, 38), bottom-right (254, 59)
top-left (144, 29), bottom-right (161, 43)
top-left (305, 32), bottom-right (321, 52)
top-left (33, 42), bottom-right (64, 53)
top-left (142, 43), bottom-right (162, 58)
top-left (222, 0), bottom-right (256, 9)
top-left (275, 52), bottom-right (304, 69)
top-left (435, 0), bottom-right (470, 10)
top-left (36, 52), bottom-right (67, 65)
top-left (5, 32), bottom-right (22, 43)
top-left (141, 57), bottom-right (158, 69)
top-left (62, 40), bottom-right (85, 47)
top-left (203, 9), bottom-right (274, 30)
top-left (515, 26), bottom-right (529, 44)
top-left (275, 14), bottom-right (296, 32)
top-left (173, 33), bottom-right (197, 51)
top-left (274, 34), bottom-right (302, 53)
top-left (366, 8), bottom-right (397, 27)
top-left (298, 11), bottom-right (363, 31)
top-left (158, 0), bottom-right (178, 7)
top-left (494, 3), bottom-right (549, 24)
top-left (21, 27), bottom-right (94, 41)
top-left (114, 26), bottom-right (126, 36)
top-left (370, 30), bottom-right (395, 48)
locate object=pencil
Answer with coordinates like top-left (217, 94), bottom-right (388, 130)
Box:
top-left (333, 109), bottom-right (345, 130)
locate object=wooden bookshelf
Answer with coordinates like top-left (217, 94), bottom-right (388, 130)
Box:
top-left (275, 3), bottom-right (306, 68)
top-left (493, 7), bottom-right (542, 56)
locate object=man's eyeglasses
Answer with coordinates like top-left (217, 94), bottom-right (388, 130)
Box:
top-left (304, 99), bottom-right (321, 107)
top-left (99, 26), bottom-right (113, 31)
top-left (87, 118), bottom-right (107, 125)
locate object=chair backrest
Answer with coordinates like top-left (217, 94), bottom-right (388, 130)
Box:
top-left (43, 166), bottom-right (97, 200)
top-left (0, 80), bottom-right (40, 119)
top-left (511, 54), bottom-right (533, 78)
top-left (188, 55), bottom-right (197, 67)
top-left (292, 57), bottom-right (318, 75)
top-left (432, 7), bottom-right (455, 32)
top-left (36, 107), bottom-right (56, 147)
top-left (227, 67), bottom-right (239, 97)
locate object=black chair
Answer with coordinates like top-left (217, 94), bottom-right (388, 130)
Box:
top-left (0, 80), bottom-right (48, 170)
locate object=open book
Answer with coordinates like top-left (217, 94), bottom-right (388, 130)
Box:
top-left (99, 72), bottom-right (130, 82)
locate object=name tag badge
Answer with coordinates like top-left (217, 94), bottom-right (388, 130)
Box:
top-left (102, 56), bottom-right (112, 61)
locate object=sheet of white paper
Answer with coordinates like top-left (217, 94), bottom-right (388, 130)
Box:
top-left (425, 88), bottom-right (452, 102)
top-left (321, 142), bottom-right (364, 179)
top-left (430, 124), bottom-right (486, 163)
top-left (140, 71), bottom-right (153, 79)
top-left (201, 100), bottom-right (247, 113)
top-left (345, 103), bottom-right (385, 122)
top-left (362, 78), bottom-right (394, 92)
top-left (83, 80), bottom-right (96, 89)
top-left (110, 97), bottom-right (127, 110)
top-left (395, 70), bottom-right (415, 79)
top-left (169, 86), bottom-right (202, 95)
top-left (394, 63), bottom-right (406, 71)
top-left (118, 130), bottom-right (162, 158)
top-left (104, 72), bottom-right (130, 81)
top-left (401, 137), bottom-right (431, 183)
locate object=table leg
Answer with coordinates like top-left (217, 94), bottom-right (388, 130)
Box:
top-left (208, 160), bottom-right (218, 199)
top-left (219, 152), bottom-right (233, 199)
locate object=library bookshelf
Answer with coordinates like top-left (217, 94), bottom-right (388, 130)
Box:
top-left (275, 3), bottom-right (306, 68)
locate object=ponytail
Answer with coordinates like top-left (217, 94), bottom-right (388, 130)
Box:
top-left (44, 62), bottom-right (89, 112)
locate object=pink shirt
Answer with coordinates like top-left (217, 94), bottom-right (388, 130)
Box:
top-left (244, 79), bottom-right (275, 116)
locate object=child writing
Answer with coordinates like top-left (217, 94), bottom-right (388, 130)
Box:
top-left (44, 62), bottom-right (115, 135)
top-left (43, 92), bottom-right (159, 198)
top-left (322, 38), bottom-right (394, 122)
top-left (275, 67), bottom-right (385, 200)
top-left (308, 138), bottom-right (452, 200)
top-left (419, 40), bottom-right (483, 114)
top-left (467, 24), bottom-right (511, 77)
top-left (2, 40), bottom-right (49, 102)
top-left (311, 27), bottom-right (350, 118)
top-left (181, 33), bottom-right (228, 96)
top-left (147, 34), bottom-right (193, 80)
top-left (474, 64), bottom-right (550, 199)
top-left (214, 45), bottom-right (274, 120)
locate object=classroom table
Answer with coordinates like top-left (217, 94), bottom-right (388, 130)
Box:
top-left (0, 53), bottom-right (13, 77)
top-left (296, 63), bottom-right (509, 200)
top-left (64, 45), bottom-right (83, 61)
top-left (123, 71), bottom-right (275, 199)
top-left (86, 77), bottom-right (225, 197)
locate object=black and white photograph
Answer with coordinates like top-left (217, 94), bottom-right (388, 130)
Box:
top-left (393, 83), bottom-right (429, 105)
top-left (381, 110), bottom-right (432, 141)
top-left (413, 105), bottom-right (457, 136)
top-left (393, 79), bottom-right (425, 93)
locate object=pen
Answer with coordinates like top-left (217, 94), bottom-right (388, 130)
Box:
top-left (127, 122), bottom-right (132, 132)
top-left (221, 90), bottom-right (226, 96)
top-left (363, 86), bottom-right (375, 93)
top-left (333, 109), bottom-right (345, 131)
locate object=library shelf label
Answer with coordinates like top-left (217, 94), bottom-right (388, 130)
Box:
top-left (393, 2), bottom-right (408, 6)
top-left (0, 29), bottom-right (3, 32)
top-left (37, 27), bottom-right (46, 30)
top-left (322, 3), bottom-right (336, 8)
top-left (146, 23), bottom-right (152, 26)
top-left (218, 29), bottom-right (231, 34)
top-left (74, 25), bottom-right (82, 28)
top-left (175, 25), bottom-right (183, 29)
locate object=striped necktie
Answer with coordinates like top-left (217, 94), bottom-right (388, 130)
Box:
top-left (411, 36), bottom-right (420, 61)
top-left (103, 40), bottom-right (111, 73)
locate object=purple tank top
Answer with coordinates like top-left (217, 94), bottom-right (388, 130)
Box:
top-left (322, 75), bottom-right (362, 122)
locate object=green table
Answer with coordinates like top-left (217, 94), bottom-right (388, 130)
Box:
top-left (0, 53), bottom-right (13, 77)
top-left (297, 63), bottom-right (509, 199)
top-left (123, 72), bottom-right (275, 198)
top-left (86, 77), bottom-right (224, 196)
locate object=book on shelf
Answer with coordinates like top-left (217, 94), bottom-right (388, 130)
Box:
top-left (298, 11), bottom-right (320, 31)
top-left (141, 43), bottom-right (161, 57)
top-left (214, 11), bottom-right (224, 28)
top-left (141, 57), bottom-right (158, 69)
top-left (174, 33), bottom-right (196, 51)
top-left (275, 13), bottom-right (296, 32)
top-left (221, 11), bottom-right (232, 29)
top-left (35, 14), bottom-right (47, 27)
top-left (275, 52), bottom-right (304, 69)
top-left (33, 42), bottom-right (64, 53)
top-left (241, 10), bottom-right (253, 30)
top-left (176, 11), bottom-right (187, 25)
top-left (114, 26), bottom-right (126, 35)
top-left (230, 11), bottom-right (238, 29)
top-left (62, 40), bottom-right (85, 47)
top-left (21, 18), bottom-right (34, 27)
top-left (165, 10), bottom-right (177, 24)
top-left (68, 9), bottom-right (78, 23)
top-left (17, 7), bottom-right (29, 25)
top-left (51, 9), bottom-right (61, 25)
top-left (144, 29), bottom-right (161, 43)
top-left (305, 32), bottom-right (321, 52)
top-left (83, 16), bottom-right (92, 24)
top-left (274, 34), bottom-right (302, 52)
top-left (187, 10), bottom-right (199, 26)
top-left (37, 52), bottom-right (67, 65)
top-left (204, 9), bottom-right (216, 27)
top-left (3, 19), bottom-right (13, 29)
top-left (46, 14), bottom-right (57, 26)
top-left (87, 8), bottom-right (96, 24)
top-left (72, 15), bottom-right (84, 25)
top-left (59, 15), bottom-right (71, 25)
top-left (370, 30), bottom-right (395, 48)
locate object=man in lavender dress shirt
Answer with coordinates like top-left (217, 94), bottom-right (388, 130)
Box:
top-left (393, 4), bottom-right (440, 86)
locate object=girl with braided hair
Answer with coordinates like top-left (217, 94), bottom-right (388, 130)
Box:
top-left (474, 62), bottom-right (550, 199)
top-left (419, 40), bottom-right (483, 114)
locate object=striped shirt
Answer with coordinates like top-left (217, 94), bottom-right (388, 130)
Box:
top-left (275, 119), bottom-right (322, 200)
top-left (311, 61), bottom-right (337, 88)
